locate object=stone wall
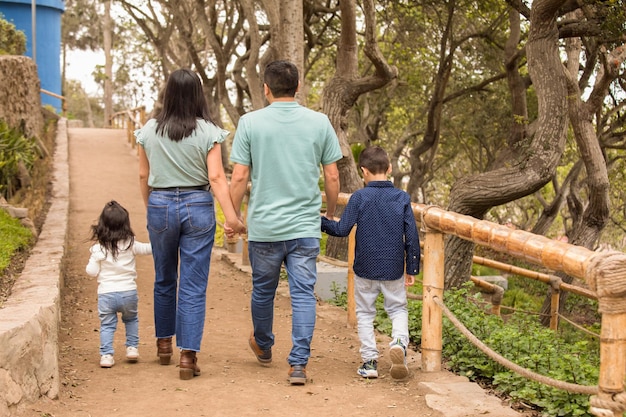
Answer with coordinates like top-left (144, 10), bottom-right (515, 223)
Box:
top-left (0, 57), bottom-right (65, 416)
top-left (0, 55), bottom-right (44, 137)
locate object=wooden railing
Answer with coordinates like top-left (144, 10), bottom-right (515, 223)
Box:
top-left (40, 89), bottom-right (66, 116)
top-left (110, 106), bottom-right (147, 148)
top-left (151, 171), bottom-right (626, 416)
top-left (311, 192), bottom-right (625, 416)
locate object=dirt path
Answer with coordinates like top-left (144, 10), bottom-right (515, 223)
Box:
top-left (15, 128), bottom-right (523, 417)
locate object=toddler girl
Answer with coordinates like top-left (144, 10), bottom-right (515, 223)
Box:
top-left (86, 200), bottom-right (152, 368)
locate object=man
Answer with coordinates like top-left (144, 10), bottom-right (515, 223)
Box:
top-left (229, 60), bottom-right (342, 385)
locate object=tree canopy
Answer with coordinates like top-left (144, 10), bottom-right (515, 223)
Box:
top-left (63, 0), bottom-right (626, 289)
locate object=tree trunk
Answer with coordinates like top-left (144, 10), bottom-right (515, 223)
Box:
top-left (445, 0), bottom-right (569, 289)
top-left (103, 0), bottom-right (113, 126)
top-left (530, 162), bottom-right (582, 236)
top-left (321, 0), bottom-right (397, 260)
top-left (404, 2), bottom-right (455, 202)
top-left (538, 11), bottom-right (616, 325)
top-left (280, 0), bottom-right (306, 105)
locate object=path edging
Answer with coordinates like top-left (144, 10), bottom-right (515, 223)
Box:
top-left (0, 118), bottom-right (69, 416)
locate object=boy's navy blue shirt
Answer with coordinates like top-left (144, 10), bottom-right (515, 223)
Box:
top-left (321, 181), bottom-right (420, 280)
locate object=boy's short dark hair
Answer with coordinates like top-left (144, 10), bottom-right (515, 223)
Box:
top-left (358, 146), bottom-right (390, 175)
top-left (264, 60), bottom-right (299, 98)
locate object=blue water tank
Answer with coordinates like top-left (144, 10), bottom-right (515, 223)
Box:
top-left (0, 0), bottom-right (65, 113)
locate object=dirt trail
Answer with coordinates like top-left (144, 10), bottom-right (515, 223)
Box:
top-left (15, 128), bottom-right (524, 417)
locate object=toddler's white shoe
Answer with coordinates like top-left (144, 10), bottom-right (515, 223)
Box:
top-left (126, 346), bottom-right (139, 361)
top-left (100, 354), bottom-right (115, 368)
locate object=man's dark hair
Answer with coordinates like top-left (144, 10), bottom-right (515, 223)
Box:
top-left (264, 60), bottom-right (299, 98)
top-left (358, 146), bottom-right (390, 175)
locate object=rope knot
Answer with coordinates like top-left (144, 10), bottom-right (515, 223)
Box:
top-left (586, 252), bottom-right (626, 314)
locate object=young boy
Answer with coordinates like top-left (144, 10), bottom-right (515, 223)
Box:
top-left (321, 146), bottom-right (420, 379)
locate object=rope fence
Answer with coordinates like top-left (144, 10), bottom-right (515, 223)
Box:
top-left (319, 193), bottom-right (626, 417)
top-left (432, 295), bottom-right (598, 395)
top-left (100, 138), bottom-right (626, 417)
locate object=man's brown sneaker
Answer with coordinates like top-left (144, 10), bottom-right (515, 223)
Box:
top-left (249, 332), bottom-right (272, 364)
top-left (288, 365), bottom-right (307, 385)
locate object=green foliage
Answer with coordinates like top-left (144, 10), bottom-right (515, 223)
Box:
top-left (327, 281), bottom-right (348, 307)
top-left (64, 79), bottom-right (105, 127)
top-left (0, 121), bottom-right (40, 199)
top-left (214, 201), bottom-right (225, 248)
top-left (439, 284), bottom-right (599, 416)
top-left (351, 143), bottom-right (365, 164)
top-left (0, 14), bottom-right (26, 55)
top-left (592, 0), bottom-right (626, 46)
top-left (320, 233), bottom-right (328, 255)
top-left (349, 281), bottom-right (600, 417)
top-left (502, 287), bottom-right (542, 312)
top-left (471, 264), bottom-right (500, 276)
top-left (0, 208), bottom-right (32, 273)
top-left (279, 269), bottom-right (288, 281)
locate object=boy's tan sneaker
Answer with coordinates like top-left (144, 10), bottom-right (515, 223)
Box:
top-left (389, 339), bottom-right (409, 379)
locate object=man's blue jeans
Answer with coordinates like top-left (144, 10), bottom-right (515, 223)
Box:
top-left (147, 189), bottom-right (215, 351)
top-left (98, 290), bottom-right (139, 356)
top-left (248, 238), bottom-right (320, 366)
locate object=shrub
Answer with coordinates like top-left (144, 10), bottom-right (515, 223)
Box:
top-left (0, 120), bottom-right (40, 199)
top-left (437, 284), bottom-right (598, 416)
top-left (0, 14), bottom-right (26, 55)
top-left (369, 281), bottom-right (600, 417)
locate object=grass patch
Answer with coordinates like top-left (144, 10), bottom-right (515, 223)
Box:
top-left (0, 209), bottom-right (32, 273)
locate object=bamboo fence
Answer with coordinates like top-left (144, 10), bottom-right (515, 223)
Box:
top-left (178, 169), bottom-right (626, 416)
top-left (329, 193), bottom-right (626, 416)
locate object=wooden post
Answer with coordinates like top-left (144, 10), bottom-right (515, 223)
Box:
top-left (421, 229), bottom-right (445, 372)
top-left (127, 117), bottom-right (134, 147)
top-left (549, 286), bottom-right (560, 331)
top-left (225, 236), bottom-right (240, 252)
top-left (596, 313), bottom-right (626, 411)
top-left (347, 226), bottom-right (357, 328)
top-left (242, 237), bottom-right (249, 266)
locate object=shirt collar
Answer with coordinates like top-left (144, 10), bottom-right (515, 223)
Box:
top-left (366, 181), bottom-right (394, 188)
top-left (269, 101), bottom-right (299, 108)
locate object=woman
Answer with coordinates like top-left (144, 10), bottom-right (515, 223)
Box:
top-left (136, 69), bottom-right (245, 380)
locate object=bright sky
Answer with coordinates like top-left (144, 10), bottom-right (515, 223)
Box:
top-left (65, 49), bottom-right (104, 95)
top-left (64, 49), bottom-right (156, 110)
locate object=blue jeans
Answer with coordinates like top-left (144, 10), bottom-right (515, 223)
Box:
top-left (147, 189), bottom-right (215, 351)
top-left (248, 238), bottom-right (320, 366)
top-left (98, 290), bottom-right (139, 356)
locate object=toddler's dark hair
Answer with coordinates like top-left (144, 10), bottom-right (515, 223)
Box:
top-left (90, 200), bottom-right (135, 260)
top-left (358, 146), bottom-right (390, 175)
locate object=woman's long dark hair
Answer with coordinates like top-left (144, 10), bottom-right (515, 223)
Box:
top-left (155, 69), bottom-right (213, 142)
top-left (89, 200), bottom-right (134, 260)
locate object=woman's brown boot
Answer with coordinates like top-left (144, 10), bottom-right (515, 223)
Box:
top-left (179, 350), bottom-right (201, 380)
top-left (156, 337), bottom-right (173, 365)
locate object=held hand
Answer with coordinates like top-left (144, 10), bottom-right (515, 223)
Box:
top-left (234, 219), bottom-right (247, 235)
top-left (223, 223), bottom-right (236, 239)
top-left (225, 218), bottom-right (246, 237)
top-left (405, 274), bottom-right (415, 286)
